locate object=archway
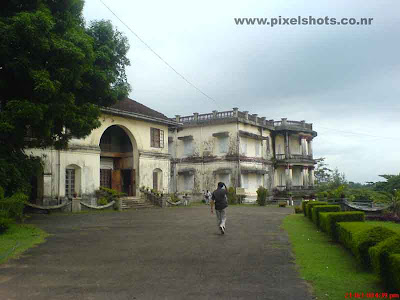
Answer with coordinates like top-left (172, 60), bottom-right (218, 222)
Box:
top-left (99, 125), bottom-right (138, 196)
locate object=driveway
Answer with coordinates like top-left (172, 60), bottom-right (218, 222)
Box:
top-left (0, 206), bottom-right (312, 300)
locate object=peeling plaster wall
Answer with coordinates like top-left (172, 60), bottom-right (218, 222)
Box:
top-left (139, 155), bottom-right (170, 194)
top-left (275, 167), bottom-right (287, 187)
top-left (275, 135), bottom-right (285, 155)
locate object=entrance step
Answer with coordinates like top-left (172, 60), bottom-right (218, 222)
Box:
top-left (120, 197), bottom-right (154, 210)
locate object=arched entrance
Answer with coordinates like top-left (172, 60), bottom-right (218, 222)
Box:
top-left (99, 125), bottom-right (138, 196)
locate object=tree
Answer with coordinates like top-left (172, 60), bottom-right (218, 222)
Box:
top-left (0, 0), bottom-right (130, 196)
top-left (314, 158), bottom-right (332, 184)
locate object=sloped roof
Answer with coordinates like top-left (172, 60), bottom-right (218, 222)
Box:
top-left (110, 98), bottom-right (170, 120)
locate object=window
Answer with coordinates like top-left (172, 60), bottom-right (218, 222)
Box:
top-left (151, 128), bottom-right (164, 148)
top-left (100, 169), bottom-right (111, 189)
top-left (184, 174), bottom-right (194, 190)
top-left (255, 141), bottom-right (260, 156)
top-left (183, 140), bottom-right (193, 156)
top-left (65, 168), bottom-right (75, 197)
top-left (242, 174), bottom-right (248, 189)
top-left (219, 136), bottom-right (229, 154)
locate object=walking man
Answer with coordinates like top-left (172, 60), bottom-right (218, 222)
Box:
top-left (210, 182), bottom-right (228, 234)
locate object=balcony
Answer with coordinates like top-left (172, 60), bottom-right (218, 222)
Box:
top-left (275, 154), bottom-right (314, 162)
top-left (274, 118), bottom-right (313, 132)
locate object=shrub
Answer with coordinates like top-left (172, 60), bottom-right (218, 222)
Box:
top-left (388, 254), bottom-right (400, 291)
top-left (319, 211), bottom-right (365, 239)
top-left (312, 205), bottom-right (341, 227)
top-left (352, 227), bottom-right (397, 268)
top-left (0, 211), bottom-right (14, 234)
top-left (294, 206), bottom-right (303, 214)
top-left (169, 193), bottom-right (180, 203)
top-left (369, 235), bottom-right (400, 277)
top-left (306, 201), bottom-right (327, 220)
top-left (302, 201), bottom-right (309, 216)
top-left (279, 202), bottom-right (287, 207)
top-left (227, 187), bottom-right (238, 205)
top-left (97, 197), bottom-right (108, 206)
top-left (337, 222), bottom-right (375, 250)
top-left (0, 192), bottom-right (28, 221)
top-left (95, 187), bottom-right (125, 203)
top-left (256, 187), bottom-right (268, 206)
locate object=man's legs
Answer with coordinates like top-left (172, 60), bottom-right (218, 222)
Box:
top-left (220, 209), bottom-right (226, 229)
top-left (215, 209), bottom-right (226, 234)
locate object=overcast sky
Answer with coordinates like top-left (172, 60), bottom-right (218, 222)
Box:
top-left (83, 0), bottom-right (400, 183)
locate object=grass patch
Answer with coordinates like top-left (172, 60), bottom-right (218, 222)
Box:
top-left (283, 214), bottom-right (385, 299)
top-left (0, 223), bottom-right (48, 264)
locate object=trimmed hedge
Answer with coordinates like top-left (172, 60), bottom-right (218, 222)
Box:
top-left (337, 222), bottom-right (375, 250)
top-left (388, 254), bottom-right (400, 291)
top-left (319, 211), bottom-right (365, 239)
top-left (306, 201), bottom-right (327, 219)
top-left (302, 201), bottom-right (309, 216)
top-left (312, 205), bottom-right (341, 227)
top-left (294, 206), bottom-right (303, 214)
top-left (352, 226), bottom-right (397, 268)
top-left (369, 235), bottom-right (400, 277)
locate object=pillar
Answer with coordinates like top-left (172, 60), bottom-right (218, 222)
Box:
top-left (285, 165), bottom-right (292, 189)
top-left (285, 132), bottom-right (290, 159)
top-left (309, 167), bottom-right (315, 186)
top-left (72, 198), bottom-right (81, 212)
top-left (308, 138), bottom-right (313, 157)
top-left (233, 107), bottom-right (239, 117)
top-left (303, 166), bottom-right (309, 189)
top-left (301, 136), bottom-right (307, 156)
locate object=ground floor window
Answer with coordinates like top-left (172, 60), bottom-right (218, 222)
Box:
top-left (65, 168), bottom-right (75, 197)
top-left (100, 169), bottom-right (112, 189)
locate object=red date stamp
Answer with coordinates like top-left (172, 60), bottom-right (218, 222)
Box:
top-left (345, 293), bottom-right (400, 299)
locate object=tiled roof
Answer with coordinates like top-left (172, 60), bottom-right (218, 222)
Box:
top-left (110, 98), bottom-right (169, 120)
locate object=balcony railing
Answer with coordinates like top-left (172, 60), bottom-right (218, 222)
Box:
top-left (173, 111), bottom-right (312, 130)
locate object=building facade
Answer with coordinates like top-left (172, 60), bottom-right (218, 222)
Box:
top-left (169, 108), bottom-right (317, 201)
top-left (27, 98), bottom-right (177, 205)
top-left (27, 99), bottom-right (317, 205)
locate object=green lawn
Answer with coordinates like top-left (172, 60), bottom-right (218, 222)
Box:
top-left (283, 214), bottom-right (385, 299)
top-left (0, 224), bottom-right (48, 264)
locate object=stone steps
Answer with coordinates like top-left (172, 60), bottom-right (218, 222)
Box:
top-left (120, 197), bottom-right (154, 210)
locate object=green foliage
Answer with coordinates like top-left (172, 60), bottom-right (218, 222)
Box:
top-left (388, 254), bottom-right (400, 291)
top-left (227, 187), bottom-right (238, 204)
top-left (319, 211), bottom-right (365, 239)
top-left (311, 205), bottom-right (341, 227)
top-left (169, 193), bottom-right (180, 203)
top-left (95, 187), bottom-right (125, 209)
top-left (256, 186), bottom-right (268, 206)
top-left (294, 206), bottom-right (303, 214)
top-left (0, 192), bottom-right (28, 221)
top-left (369, 235), bottom-right (400, 291)
top-left (389, 190), bottom-right (400, 217)
top-left (0, 211), bottom-right (14, 234)
top-left (301, 200), bottom-right (309, 216)
top-left (97, 197), bottom-right (108, 206)
top-left (305, 201), bottom-right (327, 219)
top-left (369, 235), bottom-right (400, 277)
top-left (0, 1), bottom-right (130, 196)
top-left (352, 227), bottom-right (397, 268)
top-left (337, 222), bottom-right (375, 250)
top-left (373, 174), bottom-right (400, 195)
top-left (278, 202), bottom-right (287, 207)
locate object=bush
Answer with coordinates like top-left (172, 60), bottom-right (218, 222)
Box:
top-left (294, 206), bottom-right (303, 214)
top-left (319, 211), bottom-right (365, 239)
top-left (279, 202), bottom-right (287, 207)
top-left (369, 235), bottom-right (400, 277)
top-left (0, 211), bottom-right (14, 234)
top-left (337, 222), bottom-right (375, 250)
top-left (97, 197), bottom-right (108, 206)
top-left (0, 192), bottom-right (28, 221)
top-left (306, 201), bottom-right (327, 220)
top-left (312, 205), bottom-right (341, 227)
top-left (256, 187), bottom-right (268, 206)
top-left (388, 254), bottom-right (400, 291)
top-left (227, 187), bottom-right (238, 205)
top-left (352, 227), bottom-right (397, 268)
top-left (302, 201), bottom-right (309, 216)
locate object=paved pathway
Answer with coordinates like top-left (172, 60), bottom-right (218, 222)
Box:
top-left (0, 206), bottom-right (313, 300)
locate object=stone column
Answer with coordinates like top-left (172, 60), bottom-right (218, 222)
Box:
top-left (289, 165), bottom-right (293, 189)
top-left (243, 111), bottom-right (249, 120)
top-left (193, 112), bottom-right (199, 122)
top-left (303, 166), bottom-right (309, 189)
top-left (285, 132), bottom-right (290, 159)
top-left (301, 136), bottom-right (307, 156)
top-left (233, 107), bottom-right (239, 117)
top-left (285, 166), bottom-right (290, 190)
top-left (212, 110), bottom-right (218, 118)
top-left (175, 115), bottom-right (181, 122)
top-left (309, 167), bottom-right (315, 186)
top-left (308, 138), bottom-right (313, 157)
